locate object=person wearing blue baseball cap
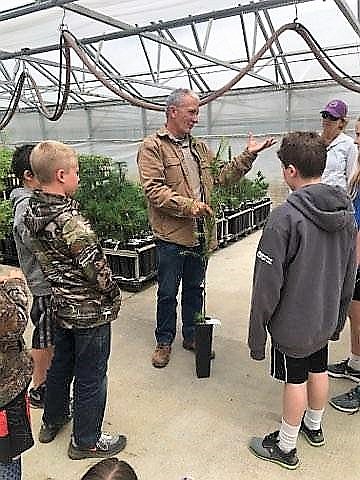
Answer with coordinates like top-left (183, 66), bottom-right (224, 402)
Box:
top-left (320, 99), bottom-right (357, 191)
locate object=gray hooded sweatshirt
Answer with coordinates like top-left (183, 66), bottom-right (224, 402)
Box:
top-left (248, 183), bottom-right (357, 359)
top-left (10, 187), bottom-right (51, 297)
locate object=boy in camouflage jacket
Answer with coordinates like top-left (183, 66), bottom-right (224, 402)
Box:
top-left (0, 269), bottom-right (34, 479)
top-left (24, 141), bottom-right (126, 460)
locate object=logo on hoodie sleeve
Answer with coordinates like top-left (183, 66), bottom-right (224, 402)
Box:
top-left (257, 249), bottom-right (274, 265)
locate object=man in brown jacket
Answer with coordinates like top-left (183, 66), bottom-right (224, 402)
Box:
top-left (137, 88), bottom-right (274, 368)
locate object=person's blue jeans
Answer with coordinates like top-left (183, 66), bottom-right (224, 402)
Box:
top-left (155, 239), bottom-right (206, 345)
top-left (0, 458), bottom-right (21, 480)
top-left (43, 323), bottom-right (111, 448)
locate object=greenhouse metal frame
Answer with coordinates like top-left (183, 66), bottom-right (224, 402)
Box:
top-left (0, 0), bottom-right (359, 170)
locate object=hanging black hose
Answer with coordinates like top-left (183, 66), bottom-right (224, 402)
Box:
top-left (63, 22), bottom-right (360, 110)
top-left (26, 30), bottom-right (71, 120)
top-left (62, 30), bottom-right (165, 111)
top-left (0, 71), bottom-right (26, 130)
top-left (294, 23), bottom-right (360, 89)
top-left (0, 21), bottom-right (359, 130)
top-left (199, 22), bottom-right (360, 105)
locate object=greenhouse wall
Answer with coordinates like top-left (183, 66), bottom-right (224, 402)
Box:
top-left (2, 82), bottom-right (359, 205)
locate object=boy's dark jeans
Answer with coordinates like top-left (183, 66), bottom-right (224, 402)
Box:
top-left (43, 323), bottom-right (111, 448)
top-left (155, 239), bottom-right (206, 345)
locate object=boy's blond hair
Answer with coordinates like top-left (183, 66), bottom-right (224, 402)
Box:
top-left (30, 140), bottom-right (77, 184)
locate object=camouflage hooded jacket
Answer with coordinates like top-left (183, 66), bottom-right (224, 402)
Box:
top-left (137, 127), bottom-right (257, 247)
top-left (24, 191), bottom-right (121, 329)
top-left (0, 278), bottom-right (32, 408)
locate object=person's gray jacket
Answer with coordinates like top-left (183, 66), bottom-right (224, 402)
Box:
top-left (248, 183), bottom-right (357, 359)
top-left (10, 187), bottom-right (51, 297)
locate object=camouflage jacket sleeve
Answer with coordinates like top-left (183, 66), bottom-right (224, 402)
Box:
top-left (0, 278), bottom-right (33, 408)
top-left (62, 214), bottom-right (119, 297)
top-left (0, 278), bottom-right (29, 337)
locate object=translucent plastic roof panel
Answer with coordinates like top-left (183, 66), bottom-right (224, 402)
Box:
top-left (0, 0), bottom-right (359, 111)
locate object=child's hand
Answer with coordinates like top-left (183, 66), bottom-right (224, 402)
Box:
top-left (250, 350), bottom-right (265, 361)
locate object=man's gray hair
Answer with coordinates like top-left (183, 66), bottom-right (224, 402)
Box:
top-left (165, 88), bottom-right (198, 117)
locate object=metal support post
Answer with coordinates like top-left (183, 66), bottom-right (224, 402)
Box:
top-left (85, 107), bottom-right (93, 153)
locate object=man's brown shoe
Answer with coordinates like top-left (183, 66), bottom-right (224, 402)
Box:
top-left (182, 339), bottom-right (215, 360)
top-left (152, 344), bottom-right (171, 368)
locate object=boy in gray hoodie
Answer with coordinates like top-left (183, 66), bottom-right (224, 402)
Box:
top-left (10, 145), bottom-right (53, 409)
top-left (248, 132), bottom-right (357, 470)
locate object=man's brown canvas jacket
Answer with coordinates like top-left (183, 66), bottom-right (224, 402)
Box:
top-left (137, 127), bottom-right (257, 247)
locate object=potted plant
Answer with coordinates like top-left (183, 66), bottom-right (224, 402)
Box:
top-left (194, 313), bottom-right (218, 378)
top-left (0, 147), bottom-right (18, 265)
top-left (75, 153), bottom-right (156, 290)
top-left (193, 139), bottom-right (270, 378)
top-left (192, 139), bottom-right (229, 379)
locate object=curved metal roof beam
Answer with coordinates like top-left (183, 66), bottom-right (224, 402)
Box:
top-left (63, 4), bottom-right (279, 86)
top-left (333, 0), bottom-right (360, 37)
top-left (64, 1), bottom-right (316, 31)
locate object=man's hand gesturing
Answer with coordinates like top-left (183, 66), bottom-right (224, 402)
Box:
top-left (247, 131), bottom-right (276, 154)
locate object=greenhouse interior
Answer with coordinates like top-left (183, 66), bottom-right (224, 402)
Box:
top-left (0, 1), bottom-right (359, 479)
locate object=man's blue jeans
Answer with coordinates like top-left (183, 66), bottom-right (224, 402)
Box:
top-left (43, 323), bottom-right (111, 448)
top-left (155, 239), bottom-right (206, 345)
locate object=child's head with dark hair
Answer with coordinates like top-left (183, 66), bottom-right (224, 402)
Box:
top-left (11, 144), bottom-right (35, 185)
top-left (80, 458), bottom-right (138, 480)
top-left (277, 131), bottom-right (327, 179)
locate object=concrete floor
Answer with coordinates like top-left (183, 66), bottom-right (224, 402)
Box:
top-left (19, 230), bottom-right (359, 479)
